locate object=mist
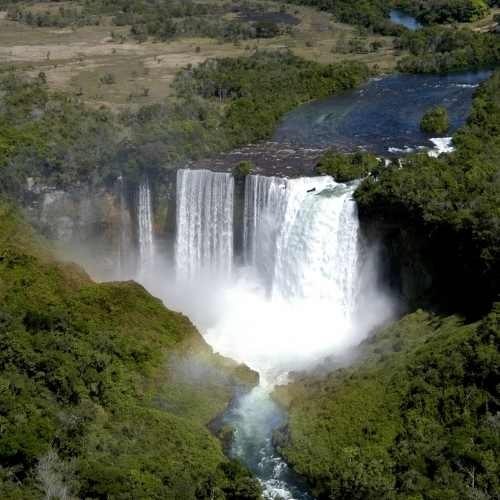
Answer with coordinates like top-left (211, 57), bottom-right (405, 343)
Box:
top-left (132, 171), bottom-right (397, 383)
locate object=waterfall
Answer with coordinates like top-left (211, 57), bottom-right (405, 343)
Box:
top-left (175, 169), bottom-right (234, 282)
top-left (202, 174), bottom-right (362, 375)
top-left (244, 175), bottom-right (360, 315)
top-left (169, 168), bottom-right (367, 371)
top-left (118, 177), bottom-right (134, 279)
top-left (137, 180), bottom-right (155, 275)
top-left (156, 169), bottom-right (376, 500)
top-left (243, 175), bottom-right (288, 291)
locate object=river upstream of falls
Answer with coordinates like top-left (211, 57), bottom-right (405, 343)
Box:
top-left (133, 170), bottom-right (393, 499)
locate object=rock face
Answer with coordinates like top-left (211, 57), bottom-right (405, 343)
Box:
top-left (23, 181), bottom-right (132, 280)
top-left (358, 213), bottom-right (436, 312)
top-left (20, 171), bottom-right (177, 281)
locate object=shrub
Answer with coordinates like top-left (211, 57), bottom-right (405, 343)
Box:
top-left (316, 150), bottom-right (379, 182)
top-left (233, 160), bottom-right (254, 177)
top-left (420, 105), bottom-right (450, 134)
top-left (99, 72), bottom-right (116, 85)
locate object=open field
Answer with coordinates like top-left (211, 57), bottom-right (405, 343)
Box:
top-left (0, 2), bottom-right (400, 109)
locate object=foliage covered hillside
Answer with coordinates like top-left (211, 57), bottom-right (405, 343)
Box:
top-left (274, 307), bottom-right (500, 499)
top-left (0, 203), bottom-right (260, 499)
top-left (355, 71), bottom-right (500, 315)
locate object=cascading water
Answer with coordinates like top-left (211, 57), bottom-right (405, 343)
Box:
top-left (243, 175), bottom-right (359, 305)
top-left (175, 169), bottom-right (234, 282)
top-left (137, 180), bottom-right (155, 277)
top-left (118, 177), bottom-right (134, 279)
top-left (206, 175), bottom-right (361, 374)
top-left (243, 175), bottom-right (288, 291)
top-left (209, 174), bottom-right (362, 500)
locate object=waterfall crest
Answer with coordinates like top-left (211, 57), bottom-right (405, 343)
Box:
top-left (175, 169), bottom-right (234, 281)
top-left (137, 180), bottom-right (155, 275)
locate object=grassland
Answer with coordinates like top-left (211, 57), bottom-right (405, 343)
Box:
top-left (0, 1), bottom-right (400, 109)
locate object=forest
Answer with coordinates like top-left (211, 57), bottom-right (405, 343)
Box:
top-left (275, 306), bottom-right (499, 499)
top-left (396, 26), bottom-right (500, 73)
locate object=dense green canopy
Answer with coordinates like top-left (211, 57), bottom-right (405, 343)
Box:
top-left (275, 306), bottom-right (500, 499)
top-left (0, 203), bottom-right (259, 499)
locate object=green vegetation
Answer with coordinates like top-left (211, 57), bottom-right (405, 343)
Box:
top-left (284, 0), bottom-right (489, 33)
top-left (233, 160), bottom-right (254, 177)
top-left (6, 0), bottom-right (292, 42)
top-left (420, 105), bottom-right (450, 134)
top-left (355, 71), bottom-right (500, 314)
top-left (6, 4), bottom-right (99, 28)
top-left (0, 73), bottom-right (120, 193)
top-left (283, 0), bottom-right (404, 35)
top-left (275, 306), bottom-right (500, 499)
top-left (289, 0), bottom-right (489, 31)
top-left (315, 150), bottom-right (379, 182)
top-left (0, 52), bottom-right (370, 192)
top-left (396, 26), bottom-right (500, 73)
top-left (0, 202), bottom-right (260, 499)
top-left (395, 0), bottom-right (490, 24)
